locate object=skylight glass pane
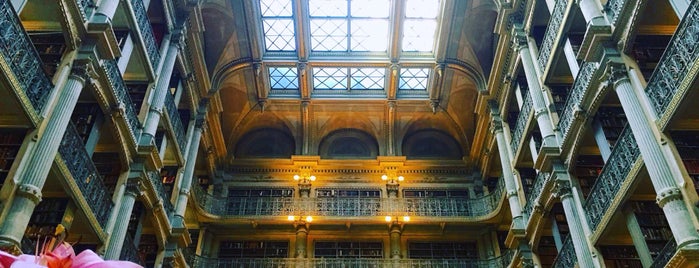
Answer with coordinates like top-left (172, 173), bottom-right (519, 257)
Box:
top-left (399, 68), bottom-right (430, 90)
top-left (351, 68), bottom-right (385, 89)
top-left (405, 0), bottom-right (440, 18)
top-left (310, 19), bottom-right (348, 51)
top-left (260, 0), bottom-right (294, 16)
top-left (351, 0), bottom-right (390, 18)
top-left (309, 0), bottom-right (347, 17)
top-left (351, 19), bottom-right (388, 51)
top-left (314, 67), bottom-right (348, 89)
top-left (269, 67), bottom-right (299, 90)
top-left (262, 19), bottom-right (297, 51)
top-left (402, 19), bottom-right (437, 52)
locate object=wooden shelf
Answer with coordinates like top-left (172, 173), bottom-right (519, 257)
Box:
top-left (219, 240), bottom-right (289, 258)
top-left (314, 241), bottom-right (382, 258)
top-left (408, 241), bottom-right (477, 259)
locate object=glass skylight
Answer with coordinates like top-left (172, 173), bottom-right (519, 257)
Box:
top-left (313, 67), bottom-right (386, 90)
top-left (309, 0), bottom-right (390, 52)
top-left (260, 0), bottom-right (296, 51)
top-left (399, 68), bottom-right (430, 90)
top-left (403, 0), bottom-right (440, 52)
top-left (269, 67), bottom-right (299, 90)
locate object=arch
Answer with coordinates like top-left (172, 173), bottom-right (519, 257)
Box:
top-left (234, 128), bottom-right (295, 158)
top-left (318, 129), bottom-right (379, 159)
top-left (402, 129), bottom-right (463, 159)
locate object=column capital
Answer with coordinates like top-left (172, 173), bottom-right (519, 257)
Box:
top-left (170, 28), bottom-right (185, 47)
top-left (124, 179), bottom-right (143, 197)
top-left (69, 60), bottom-right (96, 84)
top-left (656, 187), bottom-right (683, 208)
top-left (605, 61), bottom-right (629, 86)
top-left (490, 116), bottom-right (504, 134)
top-left (554, 180), bottom-right (572, 199)
top-left (16, 184), bottom-right (42, 205)
top-left (511, 26), bottom-right (528, 51)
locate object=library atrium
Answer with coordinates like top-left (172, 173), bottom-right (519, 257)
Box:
top-left (0, 0), bottom-right (698, 267)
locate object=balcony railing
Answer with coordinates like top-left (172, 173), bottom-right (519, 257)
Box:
top-left (510, 93), bottom-right (533, 154)
top-left (58, 123), bottom-right (114, 228)
top-left (164, 92), bottom-right (187, 154)
top-left (552, 236), bottom-right (575, 268)
top-left (557, 62), bottom-right (598, 141)
top-left (650, 239), bottom-right (677, 268)
top-left (644, 0), bottom-right (699, 118)
top-left (102, 60), bottom-right (142, 141)
top-left (604, 0), bottom-right (628, 26)
top-left (120, 235), bottom-right (144, 266)
top-left (194, 179), bottom-right (504, 218)
top-left (538, 0), bottom-right (568, 72)
top-left (189, 251), bottom-right (514, 268)
top-left (583, 126), bottom-right (640, 231)
top-left (0, 0), bottom-right (53, 113)
top-left (147, 170), bottom-right (174, 213)
top-left (76, 0), bottom-right (95, 20)
top-left (523, 171), bottom-right (549, 215)
top-left (130, 0), bottom-right (161, 68)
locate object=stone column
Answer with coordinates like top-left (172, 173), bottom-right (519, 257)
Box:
top-left (0, 62), bottom-right (92, 247)
top-left (141, 32), bottom-right (181, 144)
top-left (295, 223), bottom-right (308, 258)
top-left (513, 28), bottom-right (556, 147)
top-left (488, 103), bottom-right (523, 220)
top-left (389, 223), bottom-right (401, 259)
top-left (669, 0), bottom-right (690, 17)
top-left (578, 0), bottom-right (607, 25)
top-left (386, 101), bottom-right (396, 156)
top-left (301, 100), bottom-right (311, 155)
top-left (174, 111), bottom-right (206, 219)
top-left (104, 180), bottom-right (141, 260)
top-left (92, 0), bottom-right (119, 24)
top-left (607, 61), bottom-right (699, 247)
top-left (554, 179), bottom-right (596, 267)
top-left (623, 206), bottom-right (653, 267)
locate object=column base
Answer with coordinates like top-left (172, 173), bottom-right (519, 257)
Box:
top-left (667, 243), bottom-right (699, 267)
top-left (0, 238), bottom-right (21, 255)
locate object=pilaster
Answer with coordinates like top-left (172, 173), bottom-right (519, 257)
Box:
top-left (104, 178), bottom-right (143, 260)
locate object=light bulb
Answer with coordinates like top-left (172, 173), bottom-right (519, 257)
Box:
top-left (309, 175), bottom-right (316, 181)
top-left (288, 215), bottom-right (295, 221)
top-left (293, 175), bottom-right (300, 181)
top-left (398, 176), bottom-right (404, 182)
top-left (385, 216), bottom-right (392, 222)
top-left (305, 216), bottom-right (313, 222)
top-left (403, 216), bottom-right (410, 222)
top-left (381, 175), bottom-right (388, 181)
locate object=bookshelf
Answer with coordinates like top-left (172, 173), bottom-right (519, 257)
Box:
top-left (138, 234), bottom-right (158, 267)
top-left (71, 103), bottom-right (101, 144)
top-left (574, 155), bottom-right (604, 198)
top-left (92, 152), bottom-right (121, 194)
top-left (314, 241), bottom-right (382, 258)
top-left (537, 236), bottom-right (558, 267)
top-left (518, 168), bottom-right (536, 198)
top-left (548, 85), bottom-right (570, 116)
top-left (218, 240), bottom-right (289, 258)
top-left (551, 204), bottom-right (569, 238)
top-left (316, 188), bottom-right (380, 198)
top-left (24, 198), bottom-right (69, 247)
top-left (0, 129), bottom-right (25, 185)
top-left (600, 245), bottom-right (643, 268)
top-left (595, 106), bottom-right (628, 148)
top-left (125, 82), bottom-right (149, 113)
top-left (160, 166), bottom-right (178, 197)
top-left (630, 201), bottom-right (672, 259)
top-left (408, 242), bottom-right (478, 259)
top-left (403, 189), bottom-right (469, 198)
top-left (670, 130), bottom-right (699, 193)
top-left (27, 32), bottom-right (66, 78)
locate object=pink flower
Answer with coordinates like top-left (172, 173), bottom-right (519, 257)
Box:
top-left (0, 246), bottom-right (143, 268)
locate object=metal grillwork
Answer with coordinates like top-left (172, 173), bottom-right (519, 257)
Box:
top-left (260, 0), bottom-right (296, 51)
top-left (164, 92), bottom-right (187, 154)
top-left (269, 67), bottom-right (299, 90)
top-left (103, 60), bottom-right (141, 141)
top-left (644, 1), bottom-right (699, 117)
top-left (402, 0), bottom-right (440, 52)
top-left (399, 68), bottom-right (430, 90)
top-left (0, 1), bottom-right (53, 113)
top-left (194, 178), bottom-right (504, 218)
top-left (552, 236), bottom-right (575, 268)
top-left (147, 171), bottom-right (174, 213)
top-left (523, 172), bottom-right (549, 215)
top-left (313, 67), bottom-right (386, 90)
top-left (604, 0), bottom-right (627, 25)
top-left (510, 92), bottom-right (533, 154)
top-left (120, 234), bottom-right (144, 266)
top-left (130, 0), bottom-right (161, 67)
top-left (650, 239), bottom-right (677, 268)
top-left (538, 0), bottom-right (568, 71)
top-left (557, 62), bottom-right (598, 141)
top-left (189, 251), bottom-right (513, 268)
top-left (58, 123), bottom-right (114, 228)
top-left (584, 126), bottom-right (640, 231)
top-left (76, 0), bottom-right (95, 20)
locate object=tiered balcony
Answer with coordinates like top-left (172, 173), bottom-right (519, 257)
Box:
top-left (510, 93), bottom-right (533, 156)
top-left (557, 62), bottom-right (599, 145)
top-left (57, 123), bottom-right (114, 228)
top-left (193, 179), bottom-right (505, 220)
top-left (164, 92), bottom-right (187, 156)
top-left (0, 1), bottom-right (53, 116)
top-left (552, 236), bottom-right (575, 268)
top-left (128, 0), bottom-right (160, 71)
top-left (537, 0), bottom-right (572, 77)
top-left (101, 60), bottom-right (142, 142)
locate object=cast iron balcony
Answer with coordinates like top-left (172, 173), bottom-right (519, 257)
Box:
top-left (510, 93), bottom-right (533, 155)
top-left (164, 92), bottom-right (187, 155)
top-left (102, 60), bottom-right (142, 142)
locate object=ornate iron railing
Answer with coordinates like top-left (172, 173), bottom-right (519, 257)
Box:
top-left (164, 92), bottom-right (187, 154)
top-left (538, 0), bottom-right (567, 71)
top-left (189, 251), bottom-right (514, 268)
top-left (102, 60), bottom-right (142, 141)
top-left (130, 0), bottom-right (161, 68)
top-left (195, 179), bottom-right (505, 218)
top-left (604, 0), bottom-right (627, 26)
top-left (510, 92), bottom-right (533, 154)
top-left (58, 123), bottom-right (114, 228)
top-left (120, 235), bottom-right (144, 266)
top-left (650, 239), bottom-right (677, 268)
top-left (76, 0), bottom-right (95, 20)
top-left (523, 171), bottom-right (549, 215)
top-left (583, 126), bottom-right (640, 231)
top-left (557, 62), bottom-right (598, 140)
top-left (552, 236), bottom-right (575, 268)
top-left (147, 170), bottom-right (174, 213)
top-left (0, 1), bottom-right (53, 113)
top-left (644, 0), bottom-right (699, 118)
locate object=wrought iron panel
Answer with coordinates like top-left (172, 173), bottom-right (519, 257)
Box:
top-left (538, 0), bottom-right (567, 71)
top-left (164, 92), bottom-right (187, 153)
top-left (130, 0), bottom-right (160, 68)
top-left (510, 93), bottom-right (533, 154)
top-left (558, 62), bottom-right (598, 140)
top-left (650, 239), bottom-right (676, 268)
top-left (103, 60), bottom-right (141, 141)
top-left (147, 170), bottom-right (174, 213)
top-left (552, 236), bottom-right (575, 268)
top-left (523, 172), bottom-right (549, 215)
